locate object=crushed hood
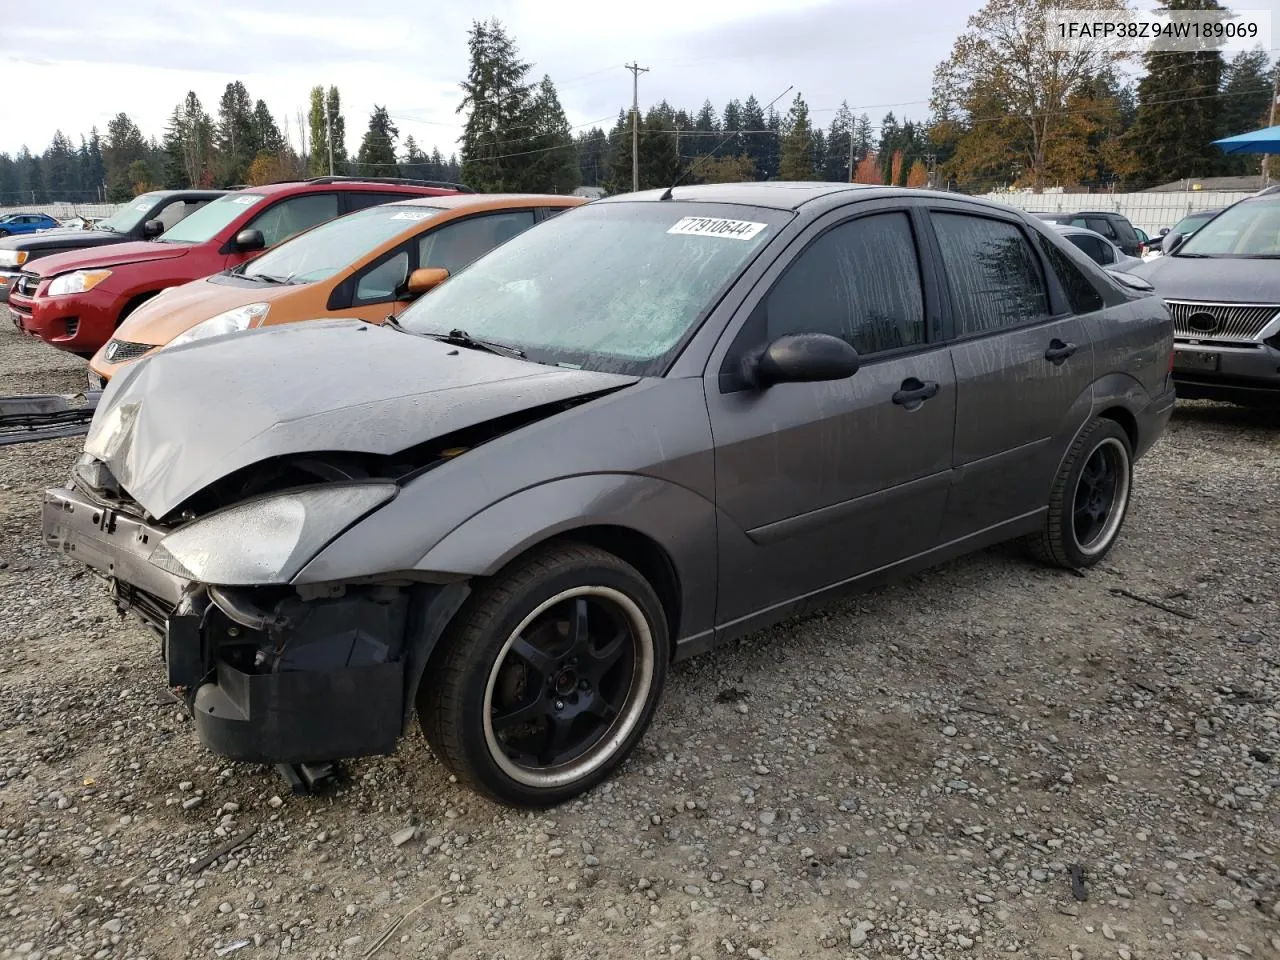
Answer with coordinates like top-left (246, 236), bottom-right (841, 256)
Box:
top-left (85, 319), bottom-right (638, 518)
top-left (28, 240), bottom-right (190, 277)
top-left (1130, 255), bottom-right (1280, 304)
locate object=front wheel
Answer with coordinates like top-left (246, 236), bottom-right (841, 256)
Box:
top-left (418, 543), bottom-right (670, 807)
top-left (1026, 417), bottom-right (1133, 569)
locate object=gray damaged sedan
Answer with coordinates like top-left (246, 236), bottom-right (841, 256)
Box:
top-left (44, 184), bottom-right (1175, 807)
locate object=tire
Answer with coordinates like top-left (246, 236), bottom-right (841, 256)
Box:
top-left (1026, 417), bottom-right (1133, 569)
top-left (0, 230), bottom-right (9, 237)
top-left (418, 542), bottom-right (670, 807)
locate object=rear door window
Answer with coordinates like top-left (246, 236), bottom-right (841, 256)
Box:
top-left (932, 212), bottom-right (1052, 336)
top-left (1085, 217), bottom-right (1116, 239)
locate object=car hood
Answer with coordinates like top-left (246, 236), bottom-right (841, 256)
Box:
top-left (1130, 255), bottom-right (1280, 303)
top-left (0, 229), bottom-right (130, 255)
top-left (28, 240), bottom-right (190, 277)
top-left (85, 319), bottom-right (638, 518)
top-left (112, 275), bottom-right (305, 346)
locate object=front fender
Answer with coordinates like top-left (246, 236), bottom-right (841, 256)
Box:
top-left (413, 473), bottom-right (718, 643)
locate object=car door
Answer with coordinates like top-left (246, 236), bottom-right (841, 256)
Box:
top-left (705, 203), bottom-right (956, 626)
top-left (928, 208), bottom-right (1096, 540)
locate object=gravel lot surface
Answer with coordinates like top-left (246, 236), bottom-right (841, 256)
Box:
top-left (1, 321), bottom-right (1278, 960)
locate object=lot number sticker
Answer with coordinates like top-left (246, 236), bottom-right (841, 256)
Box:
top-left (231, 195), bottom-right (264, 206)
top-left (390, 211), bottom-right (433, 221)
top-left (667, 216), bottom-right (766, 241)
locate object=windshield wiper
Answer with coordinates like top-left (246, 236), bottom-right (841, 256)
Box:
top-left (427, 328), bottom-right (526, 360)
top-left (247, 273), bottom-right (291, 284)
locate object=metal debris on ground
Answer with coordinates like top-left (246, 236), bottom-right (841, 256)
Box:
top-left (188, 825), bottom-right (258, 875)
top-left (1108, 587), bottom-right (1197, 620)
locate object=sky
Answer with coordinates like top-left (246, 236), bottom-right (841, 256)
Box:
top-left (2, 0), bottom-right (1278, 160)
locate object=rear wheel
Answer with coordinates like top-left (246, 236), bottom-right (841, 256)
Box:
top-left (1026, 417), bottom-right (1133, 569)
top-left (418, 543), bottom-right (669, 807)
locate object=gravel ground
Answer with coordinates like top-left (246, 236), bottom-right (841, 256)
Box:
top-left (1, 321), bottom-right (1278, 960)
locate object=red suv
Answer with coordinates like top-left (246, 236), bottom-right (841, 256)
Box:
top-left (8, 177), bottom-right (471, 356)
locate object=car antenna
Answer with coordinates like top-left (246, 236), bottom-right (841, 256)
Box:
top-left (657, 84), bottom-right (793, 201)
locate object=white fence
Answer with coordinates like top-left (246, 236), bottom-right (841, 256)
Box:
top-left (0, 202), bottom-right (125, 221)
top-left (982, 190), bottom-right (1252, 236)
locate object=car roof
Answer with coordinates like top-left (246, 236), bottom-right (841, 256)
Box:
top-left (137, 189), bottom-right (228, 200)
top-left (234, 180), bottom-right (462, 199)
top-left (594, 182), bottom-right (1044, 217)
top-left (387, 193), bottom-right (588, 211)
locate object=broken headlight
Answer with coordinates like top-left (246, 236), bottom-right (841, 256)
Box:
top-left (149, 483), bottom-right (396, 585)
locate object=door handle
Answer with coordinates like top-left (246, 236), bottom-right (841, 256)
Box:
top-left (892, 377), bottom-right (940, 409)
top-left (1045, 339), bottom-right (1078, 365)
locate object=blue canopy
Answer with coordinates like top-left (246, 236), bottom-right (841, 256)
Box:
top-left (1213, 125), bottom-right (1280, 154)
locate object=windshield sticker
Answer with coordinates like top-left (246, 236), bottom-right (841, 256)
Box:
top-left (390, 211), bottom-right (433, 221)
top-left (231, 195), bottom-right (264, 206)
top-left (667, 216), bottom-right (767, 241)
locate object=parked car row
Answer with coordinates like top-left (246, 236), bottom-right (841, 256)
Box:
top-left (35, 180), bottom-right (1180, 807)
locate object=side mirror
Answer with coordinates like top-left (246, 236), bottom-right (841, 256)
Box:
top-left (405, 267), bottom-right (449, 296)
top-left (142, 219), bottom-right (164, 238)
top-left (1163, 231), bottom-right (1184, 254)
top-left (1106, 269), bottom-right (1154, 293)
top-left (234, 228), bottom-right (266, 251)
top-left (1158, 227), bottom-right (1170, 236)
top-left (751, 333), bottom-right (860, 387)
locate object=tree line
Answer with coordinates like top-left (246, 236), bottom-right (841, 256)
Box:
top-left (2, 0), bottom-right (1273, 207)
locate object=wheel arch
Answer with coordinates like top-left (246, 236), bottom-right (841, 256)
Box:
top-left (116, 289), bottom-right (161, 327)
top-left (409, 473), bottom-right (717, 649)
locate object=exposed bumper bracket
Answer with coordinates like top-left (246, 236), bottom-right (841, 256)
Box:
top-left (0, 392), bottom-right (102, 446)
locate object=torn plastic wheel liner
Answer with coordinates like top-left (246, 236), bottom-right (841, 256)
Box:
top-left (0, 392), bottom-right (102, 446)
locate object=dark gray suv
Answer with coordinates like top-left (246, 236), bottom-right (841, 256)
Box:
top-left (43, 184), bottom-right (1175, 807)
top-left (1132, 190), bottom-right (1280, 406)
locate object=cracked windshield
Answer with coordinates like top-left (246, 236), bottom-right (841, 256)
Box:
top-left (398, 203), bottom-right (780, 373)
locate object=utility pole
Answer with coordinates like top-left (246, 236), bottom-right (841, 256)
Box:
top-left (848, 129), bottom-right (855, 182)
top-left (924, 153), bottom-right (938, 190)
top-left (625, 62), bottom-right (649, 192)
top-left (674, 122), bottom-right (681, 160)
top-left (1264, 71), bottom-right (1279, 186)
top-left (324, 94), bottom-right (335, 176)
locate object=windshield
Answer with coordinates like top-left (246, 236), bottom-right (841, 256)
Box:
top-left (1178, 198), bottom-right (1280, 257)
top-left (396, 201), bottom-right (785, 375)
top-left (95, 195), bottom-right (162, 234)
top-left (242, 204), bottom-right (443, 284)
top-left (157, 192), bottom-right (265, 244)
top-left (1170, 212), bottom-right (1215, 236)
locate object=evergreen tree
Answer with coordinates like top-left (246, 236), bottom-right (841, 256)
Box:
top-left (17, 148), bottom-right (46, 203)
top-left (824, 101), bottom-right (856, 181)
top-left (356, 106), bottom-right (399, 175)
top-left (778, 93), bottom-right (817, 180)
top-left (575, 127), bottom-right (609, 186)
top-left (853, 114), bottom-right (875, 167)
top-left (637, 107), bottom-right (679, 189)
top-left (253, 99), bottom-right (286, 156)
top-left (740, 96), bottom-right (768, 176)
top-left (104, 113), bottom-right (148, 201)
top-left (163, 93), bottom-right (214, 188)
top-left (45, 131), bottom-right (75, 199)
top-left (84, 128), bottom-right (106, 197)
top-left (216, 81), bottom-right (257, 185)
top-left (457, 18), bottom-right (535, 192)
top-left (1219, 49), bottom-right (1273, 174)
top-left (721, 99), bottom-right (744, 159)
top-left (0, 154), bottom-right (16, 204)
top-left (1125, 0), bottom-right (1228, 183)
top-left (524, 75), bottom-right (580, 193)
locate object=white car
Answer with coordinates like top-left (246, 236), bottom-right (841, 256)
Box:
top-left (1052, 223), bottom-right (1145, 273)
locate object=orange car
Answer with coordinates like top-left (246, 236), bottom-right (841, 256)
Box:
top-left (89, 193), bottom-right (586, 384)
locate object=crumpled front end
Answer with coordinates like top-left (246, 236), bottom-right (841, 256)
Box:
top-left (42, 459), bottom-right (467, 765)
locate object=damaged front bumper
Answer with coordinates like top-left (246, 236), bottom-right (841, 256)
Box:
top-left (42, 482), bottom-right (467, 766)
